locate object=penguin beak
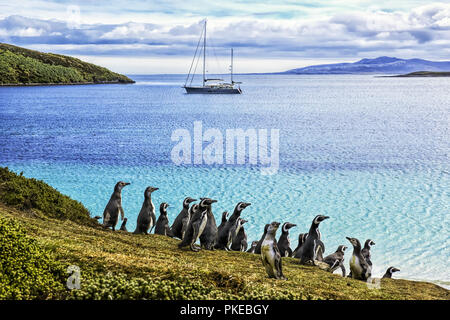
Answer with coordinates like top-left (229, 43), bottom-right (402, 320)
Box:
top-left (210, 199), bottom-right (218, 203)
top-left (188, 198), bottom-right (197, 203)
top-left (241, 219), bottom-right (248, 224)
top-left (152, 187), bottom-right (159, 192)
top-left (323, 216), bottom-right (330, 220)
top-left (346, 236), bottom-right (352, 241)
top-left (393, 268), bottom-right (400, 272)
top-left (288, 223), bottom-right (297, 229)
top-left (124, 182), bottom-right (130, 186)
top-left (243, 202), bottom-right (251, 208)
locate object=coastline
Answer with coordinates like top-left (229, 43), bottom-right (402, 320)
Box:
top-left (0, 80), bottom-right (135, 87)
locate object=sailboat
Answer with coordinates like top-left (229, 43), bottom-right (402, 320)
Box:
top-left (183, 20), bottom-right (242, 94)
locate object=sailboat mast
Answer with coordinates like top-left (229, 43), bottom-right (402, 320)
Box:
top-left (231, 48), bottom-right (233, 83)
top-left (203, 20), bottom-right (206, 87)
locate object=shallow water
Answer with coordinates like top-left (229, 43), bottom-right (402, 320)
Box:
top-left (0, 74), bottom-right (448, 287)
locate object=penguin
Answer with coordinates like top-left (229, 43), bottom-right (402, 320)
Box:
top-left (231, 218), bottom-right (248, 251)
top-left (294, 215), bottom-right (329, 265)
top-left (178, 198), bottom-right (216, 252)
top-left (246, 241), bottom-right (258, 253)
top-left (361, 239), bottom-right (375, 266)
top-left (102, 181), bottom-right (130, 231)
top-left (133, 186), bottom-right (158, 234)
top-left (253, 224), bottom-right (270, 255)
top-left (346, 237), bottom-right (372, 281)
top-left (261, 221), bottom-right (286, 280)
top-left (171, 197), bottom-right (197, 240)
top-left (119, 217), bottom-right (128, 232)
top-left (217, 211), bottom-right (229, 235)
top-left (382, 267), bottom-right (400, 279)
top-left (323, 245), bottom-right (347, 277)
top-left (155, 203), bottom-right (173, 237)
top-left (215, 202), bottom-right (251, 250)
top-left (292, 233), bottom-right (307, 258)
top-left (277, 222), bottom-right (297, 257)
top-left (199, 197), bottom-right (218, 250)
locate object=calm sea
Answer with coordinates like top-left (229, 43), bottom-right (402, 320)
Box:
top-left (0, 74), bottom-right (449, 287)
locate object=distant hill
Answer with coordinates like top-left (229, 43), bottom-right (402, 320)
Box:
top-left (284, 56), bottom-right (450, 74)
top-left (0, 43), bottom-right (134, 85)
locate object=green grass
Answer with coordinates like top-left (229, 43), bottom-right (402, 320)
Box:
top-left (0, 167), bottom-right (448, 300)
top-left (0, 43), bottom-right (134, 85)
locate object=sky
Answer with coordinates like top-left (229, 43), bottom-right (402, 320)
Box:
top-left (0, 0), bottom-right (449, 74)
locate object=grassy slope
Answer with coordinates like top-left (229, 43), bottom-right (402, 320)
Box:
top-left (0, 43), bottom-right (134, 85)
top-left (0, 168), bottom-right (448, 300)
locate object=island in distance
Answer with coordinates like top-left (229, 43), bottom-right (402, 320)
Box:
top-left (284, 56), bottom-right (450, 75)
top-left (0, 43), bottom-right (134, 86)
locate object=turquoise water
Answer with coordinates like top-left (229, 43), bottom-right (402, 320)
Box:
top-left (0, 74), bottom-right (449, 286)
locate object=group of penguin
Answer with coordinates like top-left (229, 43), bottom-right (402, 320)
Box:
top-left (97, 181), bottom-right (401, 282)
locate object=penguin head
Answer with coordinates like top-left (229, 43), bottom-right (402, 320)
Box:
top-left (221, 211), bottom-right (229, 223)
top-left (251, 241), bottom-right (258, 248)
top-left (346, 237), bottom-right (361, 248)
top-left (337, 245), bottom-right (348, 254)
top-left (160, 202), bottom-right (169, 215)
top-left (365, 239), bottom-right (376, 249)
top-left (267, 221), bottom-right (281, 235)
top-left (144, 186), bottom-right (159, 198)
top-left (200, 198), bottom-right (217, 206)
top-left (387, 266), bottom-right (400, 274)
top-left (313, 215), bottom-right (329, 225)
top-left (183, 197), bottom-right (197, 208)
top-left (282, 222), bottom-right (297, 233)
top-left (115, 181), bottom-right (130, 192)
top-left (239, 218), bottom-right (248, 226)
top-left (235, 202), bottom-right (251, 214)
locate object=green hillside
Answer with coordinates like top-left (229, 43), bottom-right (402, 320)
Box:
top-left (0, 167), bottom-right (448, 300)
top-left (0, 43), bottom-right (134, 85)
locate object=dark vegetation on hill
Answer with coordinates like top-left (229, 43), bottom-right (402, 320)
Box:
top-left (393, 71), bottom-right (450, 77)
top-left (0, 167), bottom-right (448, 300)
top-left (0, 43), bottom-right (134, 85)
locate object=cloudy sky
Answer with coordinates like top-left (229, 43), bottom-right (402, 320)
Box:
top-left (0, 0), bottom-right (449, 73)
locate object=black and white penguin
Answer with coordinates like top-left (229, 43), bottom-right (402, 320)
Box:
top-left (261, 221), bottom-right (286, 280)
top-left (346, 237), bottom-right (372, 281)
top-left (382, 267), bottom-right (400, 279)
top-left (277, 222), bottom-right (297, 257)
top-left (199, 197), bottom-right (218, 250)
top-left (292, 233), bottom-right (307, 258)
top-left (178, 198), bottom-right (216, 252)
top-left (133, 186), bottom-right (159, 234)
top-left (323, 245), bottom-right (347, 277)
top-left (294, 215), bottom-right (329, 264)
top-left (102, 181), bottom-right (130, 231)
top-left (231, 218), bottom-right (248, 251)
top-left (119, 217), bottom-right (128, 232)
top-left (215, 202), bottom-right (251, 250)
top-left (361, 239), bottom-right (375, 266)
top-left (246, 241), bottom-right (258, 253)
top-left (155, 203), bottom-right (173, 237)
top-left (171, 197), bottom-right (197, 240)
top-left (253, 224), bottom-right (270, 255)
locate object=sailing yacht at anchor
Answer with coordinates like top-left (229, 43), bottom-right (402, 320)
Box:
top-left (183, 19), bottom-right (242, 94)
